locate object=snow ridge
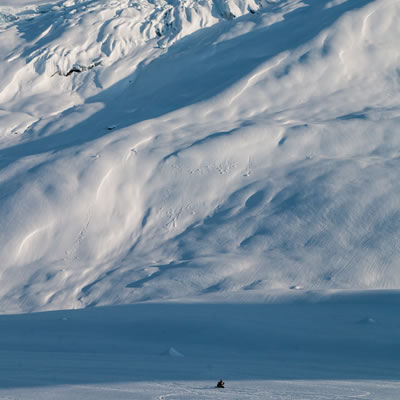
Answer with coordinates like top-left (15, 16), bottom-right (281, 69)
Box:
top-left (1, 0), bottom-right (280, 76)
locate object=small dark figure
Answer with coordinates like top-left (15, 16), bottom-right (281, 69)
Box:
top-left (217, 380), bottom-right (225, 388)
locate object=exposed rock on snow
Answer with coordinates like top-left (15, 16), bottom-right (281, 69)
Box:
top-left (62, 61), bottom-right (102, 77)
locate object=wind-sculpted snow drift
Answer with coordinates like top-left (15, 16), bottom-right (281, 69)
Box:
top-left (0, 0), bottom-right (400, 313)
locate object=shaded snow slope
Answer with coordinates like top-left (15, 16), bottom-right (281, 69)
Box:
top-left (2, 291), bottom-right (400, 398)
top-left (1, 292), bottom-right (400, 386)
top-left (1, 0), bottom-right (400, 312)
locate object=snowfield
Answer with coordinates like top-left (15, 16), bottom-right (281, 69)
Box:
top-left (1, 0), bottom-right (400, 397)
top-left (1, 292), bottom-right (400, 399)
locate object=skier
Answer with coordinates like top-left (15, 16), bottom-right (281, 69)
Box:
top-left (217, 380), bottom-right (225, 388)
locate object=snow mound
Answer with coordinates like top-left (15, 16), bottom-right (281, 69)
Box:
top-left (290, 285), bottom-right (304, 290)
top-left (357, 317), bottom-right (376, 325)
top-left (162, 347), bottom-right (185, 357)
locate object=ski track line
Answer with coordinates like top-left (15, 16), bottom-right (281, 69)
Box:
top-left (269, 389), bottom-right (371, 400)
top-left (158, 382), bottom-right (191, 400)
top-left (159, 393), bottom-right (182, 400)
top-left (72, 384), bottom-right (142, 394)
top-left (158, 382), bottom-right (217, 400)
top-left (0, 397), bottom-right (20, 400)
top-left (156, 382), bottom-right (373, 400)
top-left (159, 382), bottom-right (272, 400)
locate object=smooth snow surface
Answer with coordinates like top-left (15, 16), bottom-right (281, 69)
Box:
top-left (1, 292), bottom-right (400, 399)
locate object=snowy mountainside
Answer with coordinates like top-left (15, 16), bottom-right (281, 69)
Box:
top-left (1, 0), bottom-right (400, 313)
top-left (0, 0), bottom-right (280, 111)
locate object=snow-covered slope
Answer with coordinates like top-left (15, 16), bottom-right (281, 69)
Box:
top-left (1, 0), bottom-right (400, 313)
top-left (1, 291), bottom-right (400, 399)
top-left (1, 290), bottom-right (400, 399)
